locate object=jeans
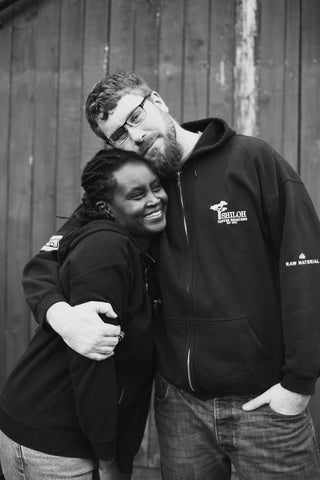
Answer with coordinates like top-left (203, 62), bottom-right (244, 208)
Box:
top-left (154, 373), bottom-right (320, 480)
top-left (0, 429), bottom-right (97, 479)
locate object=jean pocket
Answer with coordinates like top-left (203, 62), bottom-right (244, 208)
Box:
top-left (154, 373), bottom-right (169, 401)
top-left (267, 404), bottom-right (307, 419)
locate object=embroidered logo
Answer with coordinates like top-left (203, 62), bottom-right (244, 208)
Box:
top-left (285, 252), bottom-right (320, 267)
top-left (41, 235), bottom-right (63, 252)
top-left (210, 200), bottom-right (247, 225)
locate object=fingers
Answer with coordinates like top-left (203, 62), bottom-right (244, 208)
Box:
top-left (88, 301), bottom-right (118, 319)
top-left (101, 323), bottom-right (121, 336)
top-left (242, 391), bottom-right (270, 411)
top-left (88, 351), bottom-right (114, 362)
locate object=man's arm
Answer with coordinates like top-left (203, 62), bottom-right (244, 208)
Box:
top-left (22, 227), bottom-right (120, 360)
top-left (243, 151), bottom-right (320, 412)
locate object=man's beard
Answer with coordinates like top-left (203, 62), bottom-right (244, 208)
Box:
top-left (142, 114), bottom-right (183, 177)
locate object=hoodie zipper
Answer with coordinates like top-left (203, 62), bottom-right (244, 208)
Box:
top-left (177, 171), bottom-right (195, 392)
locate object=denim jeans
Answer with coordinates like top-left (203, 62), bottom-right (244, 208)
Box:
top-left (154, 373), bottom-right (320, 480)
top-left (0, 429), bottom-right (98, 479)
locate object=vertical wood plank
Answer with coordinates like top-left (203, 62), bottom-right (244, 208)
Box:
top-left (299, 0), bottom-right (320, 445)
top-left (158, 0), bottom-right (184, 122)
top-left (234, 0), bottom-right (258, 136)
top-left (32, 0), bottom-right (60, 254)
top-left (134, 0), bottom-right (161, 88)
top-left (182, 0), bottom-right (210, 122)
top-left (55, 0), bottom-right (85, 228)
top-left (80, 0), bottom-right (109, 171)
top-left (282, 0), bottom-right (300, 170)
top-left (299, 0), bottom-right (320, 210)
top-left (0, 5), bottom-right (13, 388)
top-left (5, 0), bottom-right (37, 373)
top-left (108, 0), bottom-right (136, 74)
top-left (209, 0), bottom-right (235, 125)
top-left (257, 0), bottom-right (286, 150)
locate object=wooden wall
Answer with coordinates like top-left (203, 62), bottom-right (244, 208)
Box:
top-left (0, 0), bottom-right (319, 478)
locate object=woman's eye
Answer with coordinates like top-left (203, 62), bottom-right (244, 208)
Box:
top-left (131, 191), bottom-right (144, 200)
top-left (152, 183), bottom-right (162, 192)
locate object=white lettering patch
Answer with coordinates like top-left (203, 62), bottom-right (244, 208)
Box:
top-left (285, 252), bottom-right (320, 267)
top-left (41, 235), bottom-right (63, 252)
top-left (210, 200), bottom-right (247, 225)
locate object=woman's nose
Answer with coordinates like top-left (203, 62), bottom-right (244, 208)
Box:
top-left (146, 192), bottom-right (161, 206)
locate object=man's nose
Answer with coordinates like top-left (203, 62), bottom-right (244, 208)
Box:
top-left (126, 124), bottom-right (146, 144)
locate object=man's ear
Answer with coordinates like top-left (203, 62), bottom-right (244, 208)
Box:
top-left (150, 91), bottom-right (169, 113)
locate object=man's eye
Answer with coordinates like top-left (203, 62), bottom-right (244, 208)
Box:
top-left (111, 127), bottom-right (127, 143)
top-left (129, 108), bottom-right (144, 125)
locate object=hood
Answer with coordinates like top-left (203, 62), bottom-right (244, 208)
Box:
top-left (57, 219), bottom-right (130, 266)
top-left (182, 117), bottom-right (236, 158)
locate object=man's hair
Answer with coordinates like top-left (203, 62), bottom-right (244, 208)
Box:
top-left (79, 148), bottom-right (152, 219)
top-left (85, 72), bottom-right (152, 141)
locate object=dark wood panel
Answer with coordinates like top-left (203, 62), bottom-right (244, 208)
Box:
top-left (5, 2), bottom-right (37, 372)
top-left (282, 0), bottom-right (300, 170)
top-left (158, 0), bottom-right (184, 122)
top-left (109, 0), bottom-right (135, 74)
top-left (299, 0), bottom-right (320, 210)
top-left (0, 3), bottom-right (13, 388)
top-left (183, 0), bottom-right (210, 121)
top-left (55, 0), bottom-right (85, 228)
top-left (258, 0), bottom-right (286, 151)
top-left (209, 0), bottom-right (235, 124)
top-left (32, 0), bottom-right (60, 254)
top-left (80, 0), bottom-right (108, 169)
top-left (299, 0), bottom-right (320, 443)
top-left (134, 0), bottom-right (161, 88)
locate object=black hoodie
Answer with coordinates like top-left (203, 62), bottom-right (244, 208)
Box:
top-left (0, 219), bottom-right (154, 473)
top-left (154, 118), bottom-right (320, 397)
top-left (22, 118), bottom-right (320, 398)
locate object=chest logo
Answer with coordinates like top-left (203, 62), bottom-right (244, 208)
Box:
top-left (210, 200), bottom-right (248, 225)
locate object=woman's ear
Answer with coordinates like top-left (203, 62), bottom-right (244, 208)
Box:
top-left (150, 91), bottom-right (169, 113)
top-left (95, 200), bottom-right (107, 212)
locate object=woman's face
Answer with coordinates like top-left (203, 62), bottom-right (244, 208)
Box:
top-left (108, 162), bottom-right (168, 236)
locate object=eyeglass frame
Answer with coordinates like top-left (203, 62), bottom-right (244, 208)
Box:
top-left (105, 93), bottom-right (151, 147)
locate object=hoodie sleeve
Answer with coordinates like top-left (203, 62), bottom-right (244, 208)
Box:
top-left (265, 153), bottom-right (320, 395)
top-left (64, 230), bottom-right (133, 460)
top-left (22, 217), bottom-right (78, 327)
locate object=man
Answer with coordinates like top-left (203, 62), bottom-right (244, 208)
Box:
top-left (22, 72), bottom-right (320, 479)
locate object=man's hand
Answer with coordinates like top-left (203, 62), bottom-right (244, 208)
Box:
top-left (46, 301), bottom-right (120, 361)
top-left (242, 383), bottom-right (310, 415)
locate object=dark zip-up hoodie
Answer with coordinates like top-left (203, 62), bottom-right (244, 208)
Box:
top-left (0, 219), bottom-right (154, 473)
top-left (21, 119), bottom-right (320, 399)
top-left (154, 118), bottom-right (320, 398)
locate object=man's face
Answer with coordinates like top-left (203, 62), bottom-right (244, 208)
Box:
top-left (97, 93), bottom-right (183, 176)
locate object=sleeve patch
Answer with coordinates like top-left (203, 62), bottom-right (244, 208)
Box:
top-left (41, 235), bottom-right (63, 251)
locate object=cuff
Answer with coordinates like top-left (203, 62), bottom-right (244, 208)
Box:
top-left (116, 450), bottom-right (135, 474)
top-left (281, 374), bottom-right (316, 395)
top-left (36, 293), bottom-right (67, 329)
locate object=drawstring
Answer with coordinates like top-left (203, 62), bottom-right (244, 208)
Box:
top-left (193, 161), bottom-right (198, 177)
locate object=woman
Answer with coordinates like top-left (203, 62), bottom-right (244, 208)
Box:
top-left (0, 149), bottom-right (168, 480)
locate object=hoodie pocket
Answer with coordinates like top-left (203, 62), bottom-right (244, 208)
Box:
top-left (190, 315), bottom-right (270, 394)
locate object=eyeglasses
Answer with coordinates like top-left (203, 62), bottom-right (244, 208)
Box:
top-left (106, 94), bottom-right (151, 147)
